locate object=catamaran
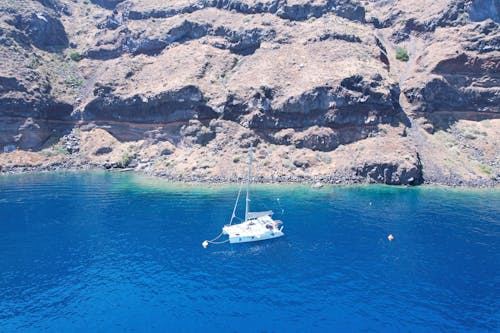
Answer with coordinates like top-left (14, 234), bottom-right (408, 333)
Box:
top-left (202, 144), bottom-right (284, 248)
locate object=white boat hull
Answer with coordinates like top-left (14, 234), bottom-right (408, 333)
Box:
top-left (222, 215), bottom-right (284, 244)
top-left (228, 230), bottom-right (284, 244)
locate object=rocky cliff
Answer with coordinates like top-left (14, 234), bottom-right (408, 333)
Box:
top-left (0, 0), bottom-right (498, 186)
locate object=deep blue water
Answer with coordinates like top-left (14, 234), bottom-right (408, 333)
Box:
top-left (0, 172), bottom-right (499, 332)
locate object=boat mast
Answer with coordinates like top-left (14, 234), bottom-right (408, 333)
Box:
top-left (229, 182), bottom-right (243, 225)
top-left (245, 143), bottom-right (253, 221)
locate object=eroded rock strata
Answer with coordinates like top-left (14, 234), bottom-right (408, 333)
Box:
top-left (0, 0), bottom-right (498, 186)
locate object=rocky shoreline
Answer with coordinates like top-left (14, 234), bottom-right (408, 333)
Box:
top-left (1, 162), bottom-right (497, 188)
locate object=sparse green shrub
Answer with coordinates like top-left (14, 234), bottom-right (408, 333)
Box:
top-left (396, 47), bottom-right (409, 62)
top-left (282, 161), bottom-right (295, 170)
top-left (27, 57), bottom-right (40, 69)
top-left (232, 57), bottom-right (239, 68)
top-left (464, 132), bottom-right (477, 140)
top-left (472, 130), bottom-right (487, 136)
top-left (54, 145), bottom-right (70, 155)
top-left (280, 151), bottom-right (289, 159)
top-left (119, 152), bottom-right (133, 168)
top-left (479, 164), bottom-right (492, 175)
top-left (40, 149), bottom-right (55, 157)
top-left (65, 76), bottom-right (84, 89)
top-left (69, 52), bottom-right (82, 62)
top-left (316, 152), bottom-right (332, 164)
top-left (127, 144), bottom-right (138, 153)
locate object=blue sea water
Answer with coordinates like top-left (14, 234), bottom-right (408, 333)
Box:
top-left (0, 172), bottom-right (499, 332)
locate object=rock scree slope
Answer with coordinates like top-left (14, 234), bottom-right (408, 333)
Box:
top-left (0, 0), bottom-right (498, 186)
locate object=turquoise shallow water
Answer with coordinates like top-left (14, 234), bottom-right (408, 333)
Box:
top-left (0, 172), bottom-right (499, 332)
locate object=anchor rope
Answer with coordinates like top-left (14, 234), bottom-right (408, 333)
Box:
top-left (205, 230), bottom-right (229, 245)
top-left (208, 239), bottom-right (229, 245)
top-left (207, 230), bottom-right (224, 242)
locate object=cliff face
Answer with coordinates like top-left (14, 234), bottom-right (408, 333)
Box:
top-left (0, 0), bottom-right (498, 185)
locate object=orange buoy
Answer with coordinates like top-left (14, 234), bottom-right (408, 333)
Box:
top-left (388, 234), bottom-right (394, 241)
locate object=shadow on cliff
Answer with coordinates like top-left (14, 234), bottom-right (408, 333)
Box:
top-left (7, 11), bottom-right (69, 52)
top-left (0, 102), bottom-right (74, 151)
top-left (220, 82), bottom-right (414, 152)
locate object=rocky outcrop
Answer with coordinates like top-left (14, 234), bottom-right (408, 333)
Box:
top-left (6, 11), bottom-right (68, 51)
top-left (0, 2), bottom-right (76, 150)
top-left (83, 85), bottom-right (217, 123)
top-left (89, 19), bottom-right (273, 59)
top-left (398, 19), bottom-right (500, 122)
top-left (367, 0), bottom-right (467, 33)
top-left (404, 52), bottom-right (500, 115)
top-left (354, 158), bottom-right (423, 185)
top-left (126, 0), bottom-right (366, 22)
top-left (221, 80), bottom-right (402, 150)
top-left (180, 119), bottom-right (216, 145)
